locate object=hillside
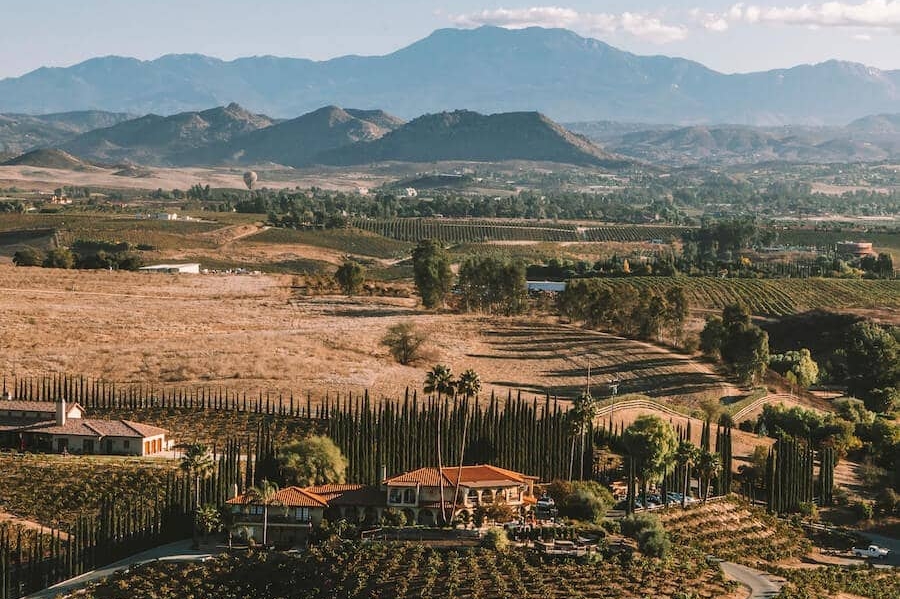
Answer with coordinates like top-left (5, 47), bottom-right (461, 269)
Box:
top-left (1, 148), bottom-right (96, 170)
top-left (315, 110), bottom-right (627, 167)
top-left (61, 103), bottom-right (274, 165)
top-left (181, 105), bottom-right (403, 167)
top-left (0, 27), bottom-right (897, 125)
top-left (0, 110), bottom-right (132, 154)
top-left (568, 121), bottom-right (900, 166)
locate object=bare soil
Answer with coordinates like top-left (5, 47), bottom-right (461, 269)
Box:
top-left (0, 265), bottom-right (736, 407)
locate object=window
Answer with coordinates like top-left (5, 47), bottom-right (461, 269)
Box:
top-left (123, 440), bottom-right (130, 449)
top-left (389, 488), bottom-right (403, 504)
top-left (467, 489), bottom-right (480, 504)
top-left (403, 488), bottom-right (416, 504)
top-left (295, 507), bottom-right (310, 522)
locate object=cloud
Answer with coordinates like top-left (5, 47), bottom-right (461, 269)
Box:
top-left (449, 6), bottom-right (689, 43)
top-left (710, 1), bottom-right (900, 32)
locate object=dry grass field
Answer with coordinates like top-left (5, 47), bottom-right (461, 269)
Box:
top-left (0, 265), bottom-right (737, 408)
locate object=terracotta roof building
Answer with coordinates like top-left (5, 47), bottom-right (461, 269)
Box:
top-left (0, 397), bottom-right (169, 456)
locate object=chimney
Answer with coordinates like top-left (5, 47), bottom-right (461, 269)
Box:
top-left (56, 399), bottom-right (67, 427)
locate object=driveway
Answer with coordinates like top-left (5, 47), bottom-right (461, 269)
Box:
top-left (720, 561), bottom-right (784, 599)
top-left (858, 531), bottom-right (900, 568)
top-left (25, 540), bottom-right (217, 599)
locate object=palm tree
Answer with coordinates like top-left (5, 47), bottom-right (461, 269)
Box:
top-left (674, 441), bottom-right (699, 508)
top-left (246, 478), bottom-right (282, 547)
top-left (452, 369), bottom-right (481, 520)
top-left (424, 364), bottom-right (455, 524)
top-left (696, 450), bottom-right (722, 503)
top-left (177, 443), bottom-right (214, 509)
top-left (568, 392), bottom-right (598, 480)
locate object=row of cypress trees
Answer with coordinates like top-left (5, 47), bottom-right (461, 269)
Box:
top-left (0, 440), bottom-right (245, 599)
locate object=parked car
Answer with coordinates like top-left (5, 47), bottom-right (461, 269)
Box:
top-left (852, 545), bottom-right (890, 559)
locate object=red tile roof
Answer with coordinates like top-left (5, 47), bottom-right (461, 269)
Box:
top-left (17, 418), bottom-right (167, 438)
top-left (0, 401), bottom-right (84, 414)
top-left (385, 465), bottom-right (535, 486)
top-left (227, 486), bottom-right (329, 509)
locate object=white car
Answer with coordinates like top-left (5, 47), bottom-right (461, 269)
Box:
top-left (852, 545), bottom-right (890, 559)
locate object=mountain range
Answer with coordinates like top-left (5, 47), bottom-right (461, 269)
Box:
top-left (567, 114), bottom-right (900, 166)
top-left (0, 27), bottom-right (898, 126)
top-left (1, 104), bottom-right (625, 169)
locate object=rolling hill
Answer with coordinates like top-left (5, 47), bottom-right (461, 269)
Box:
top-left (0, 27), bottom-right (897, 125)
top-left (314, 110), bottom-right (627, 167)
top-left (180, 105), bottom-right (403, 167)
top-left (1, 148), bottom-right (97, 170)
top-left (0, 110), bottom-right (132, 154)
top-left (61, 103), bottom-right (274, 165)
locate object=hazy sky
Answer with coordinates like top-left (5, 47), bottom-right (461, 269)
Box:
top-left (1, 1), bottom-right (898, 78)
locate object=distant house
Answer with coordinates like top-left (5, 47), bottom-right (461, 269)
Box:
top-left (0, 396), bottom-right (169, 456)
top-left (226, 486), bottom-right (329, 547)
top-left (139, 263), bottom-right (201, 274)
top-left (156, 213), bottom-right (179, 221)
top-left (836, 241), bottom-right (877, 258)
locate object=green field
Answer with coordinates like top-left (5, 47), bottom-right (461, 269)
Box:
top-left (351, 218), bottom-right (691, 244)
top-left (570, 276), bottom-right (900, 316)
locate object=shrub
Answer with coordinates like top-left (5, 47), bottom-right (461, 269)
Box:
top-left (640, 528), bottom-right (671, 558)
top-left (381, 322), bottom-right (426, 365)
top-left (853, 501), bottom-right (874, 521)
top-left (382, 508), bottom-right (407, 527)
top-left (480, 527), bottom-right (509, 551)
top-left (12, 247), bottom-right (43, 266)
top-left (875, 489), bottom-right (899, 517)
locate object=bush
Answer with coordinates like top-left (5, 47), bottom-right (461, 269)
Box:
top-left (853, 501), bottom-right (874, 521)
top-left (620, 513), bottom-right (671, 558)
top-left (382, 508), bottom-right (407, 527)
top-left (43, 247), bottom-right (75, 269)
top-left (640, 528), bottom-right (671, 558)
top-left (480, 527), bottom-right (509, 551)
top-left (12, 247), bottom-right (43, 266)
top-left (381, 322), bottom-right (426, 365)
top-left (875, 489), bottom-right (899, 517)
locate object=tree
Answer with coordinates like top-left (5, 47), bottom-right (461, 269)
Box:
top-left (246, 479), bottom-right (282, 547)
top-left (195, 504), bottom-right (221, 543)
top-left (721, 319), bottom-right (770, 385)
top-left (568, 392), bottom-right (599, 480)
top-left (335, 260), bottom-right (365, 296)
top-left (843, 322), bottom-right (900, 413)
top-left (412, 239), bottom-right (453, 309)
top-left (43, 248), bottom-right (75, 269)
top-left (696, 450), bottom-right (722, 502)
top-left (770, 349), bottom-right (819, 389)
top-left (177, 443), bottom-right (214, 508)
top-left (674, 441), bottom-right (699, 508)
top-left (424, 364), bottom-right (456, 524)
top-left (700, 317), bottom-right (725, 359)
top-left (12, 248), bottom-right (43, 266)
top-left (278, 436), bottom-right (348, 487)
top-left (458, 255), bottom-right (527, 315)
top-left (381, 322), bottom-right (426, 365)
top-left (665, 286), bottom-right (689, 344)
top-left (452, 369), bottom-right (481, 517)
top-left (622, 416), bottom-right (678, 510)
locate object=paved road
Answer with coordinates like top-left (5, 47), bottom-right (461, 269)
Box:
top-left (720, 561), bottom-right (784, 599)
top-left (25, 540), bottom-right (216, 599)
top-left (859, 531), bottom-right (900, 568)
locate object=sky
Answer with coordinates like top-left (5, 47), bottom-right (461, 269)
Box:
top-left (0, 0), bottom-right (898, 78)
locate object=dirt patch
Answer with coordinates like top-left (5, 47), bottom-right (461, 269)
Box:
top-left (0, 265), bottom-right (736, 407)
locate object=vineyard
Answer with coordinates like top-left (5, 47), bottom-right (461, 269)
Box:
top-left (568, 277), bottom-right (900, 316)
top-left (0, 454), bottom-right (176, 527)
top-left (659, 499), bottom-right (811, 565)
top-left (75, 543), bottom-right (737, 599)
top-left (773, 565), bottom-right (900, 599)
top-left (350, 219), bottom-right (691, 244)
top-left (245, 227), bottom-right (413, 260)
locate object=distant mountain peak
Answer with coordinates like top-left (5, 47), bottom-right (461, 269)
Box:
top-left (0, 27), bottom-right (898, 124)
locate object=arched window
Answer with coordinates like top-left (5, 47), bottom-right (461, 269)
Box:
top-left (403, 488), bottom-right (416, 504)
